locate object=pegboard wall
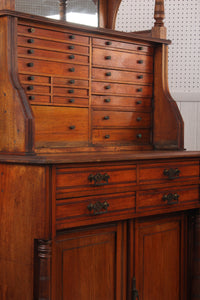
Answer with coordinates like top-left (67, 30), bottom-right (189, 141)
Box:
top-left (116, 0), bottom-right (200, 101)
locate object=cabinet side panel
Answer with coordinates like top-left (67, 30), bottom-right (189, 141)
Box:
top-left (0, 163), bottom-right (49, 299)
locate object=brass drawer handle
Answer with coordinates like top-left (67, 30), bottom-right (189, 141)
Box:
top-left (163, 168), bottom-right (180, 180)
top-left (88, 173), bottom-right (110, 186)
top-left (87, 201), bottom-right (109, 215)
top-left (162, 193), bottom-right (179, 205)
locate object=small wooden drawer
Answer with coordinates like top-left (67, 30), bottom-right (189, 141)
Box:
top-left (92, 38), bottom-right (153, 55)
top-left (17, 46), bottom-right (89, 64)
top-left (93, 48), bottom-right (153, 72)
top-left (91, 96), bottom-right (152, 110)
top-left (92, 110), bottom-right (151, 128)
top-left (18, 58), bottom-right (89, 78)
top-left (17, 36), bottom-right (89, 55)
top-left (92, 129), bottom-right (151, 144)
top-left (53, 96), bottom-right (89, 106)
top-left (32, 106), bottom-right (89, 145)
top-left (28, 95), bottom-right (51, 103)
top-left (55, 192), bottom-right (136, 230)
top-left (53, 77), bottom-right (89, 87)
top-left (22, 84), bottom-right (50, 94)
top-left (56, 164), bottom-right (137, 199)
top-left (53, 87), bottom-right (88, 97)
top-left (139, 160), bottom-right (200, 185)
top-left (137, 185), bottom-right (200, 213)
top-left (92, 81), bottom-right (152, 97)
top-left (92, 68), bottom-right (153, 84)
top-left (19, 74), bottom-right (51, 84)
top-left (18, 24), bottom-right (89, 44)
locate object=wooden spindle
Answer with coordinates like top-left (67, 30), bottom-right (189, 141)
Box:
top-left (152, 0), bottom-right (167, 39)
top-left (59, 0), bottom-right (67, 21)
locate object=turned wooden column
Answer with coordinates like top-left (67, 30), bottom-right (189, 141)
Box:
top-left (152, 0), bottom-right (167, 39)
top-left (191, 210), bottom-right (200, 299)
top-left (59, 0), bottom-right (67, 21)
top-left (0, 0), bottom-right (15, 10)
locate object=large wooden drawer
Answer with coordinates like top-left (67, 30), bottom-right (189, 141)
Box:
top-left (18, 24), bottom-right (89, 44)
top-left (139, 160), bottom-right (200, 185)
top-left (92, 81), bottom-right (152, 97)
top-left (92, 110), bottom-right (151, 128)
top-left (55, 164), bottom-right (137, 199)
top-left (17, 35), bottom-right (89, 55)
top-left (92, 68), bottom-right (153, 84)
top-left (55, 192), bottom-right (136, 229)
top-left (137, 185), bottom-right (200, 213)
top-left (93, 48), bottom-right (153, 72)
top-left (18, 57), bottom-right (89, 78)
top-left (91, 96), bottom-right (152, 110)
top-left (92, 37), bottom-right (153, 55)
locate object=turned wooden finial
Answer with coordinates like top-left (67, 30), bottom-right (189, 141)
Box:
top-left (152, 0), bottom-right (167, 39)
top-left (59, 0), bottom-right (67, 21)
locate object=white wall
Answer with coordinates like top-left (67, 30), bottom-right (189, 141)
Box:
top-left (116, 0), bottom-right (200, 150)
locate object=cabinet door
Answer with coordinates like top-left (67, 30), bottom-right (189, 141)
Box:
top-left (52, 222), bottom-right (126, 300)
top-left (134, 214), bottom-right (186, 300)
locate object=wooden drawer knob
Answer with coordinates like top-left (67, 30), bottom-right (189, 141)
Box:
top-left (69, 99), bottom-right (75, 103)
top-left (27, 62), bottom-right (34, 67)
top-left (28, 76), bottom-right (35, 81)
top-left (138, 75), bottom-right (143, 79)
top-left (69, 35), bottom-right (75, 39)
top-left (137, 60), bottom-right (144, 64)
top-left (106, 41), bottom-right (112, 45)
top-left (69, 79), bottom-right (75, 84)
top-left (29, 95), bottom-right (35, 100)
top-left (27, 38), bottom-right (34, 44)
top-left (28, 49), bottom-right (34, 54)
top-left (69, 55), bottom-right (75, 59)
top-left (104, 98), bottom-right (111, 103)
top-left (136, 117), bottom-right (142, 122)
top-left (106, 72), bottom-right (112, 76)
top-left (27, 86), bottom-right (34, 91)
top-left (28, 28), bottom-right (35, 33)
top-left (105, 135), bottom-right (110, 139)
top-left (138, 46), bottom-right (144, 50)
top-left (136, 100), bottom-right (142, 105)
top-left (104, 116), bottom-right (110, 120)
top-left (105, 56), bottom-right (112, 60)
top-left (69, 125), bottom-right (76, 130)
top-left (137, 88), bottom-right (143, 92)
top-left (68, 89), bottom-right (74, 94)
top-left (105, 85), bottom-right (111, 90)
top-left (69, 67), bottom-right (75, 72)
top-left (69, 45), bottom-right (75, 50)
top-left (137, 133), bottom-right (142, 139)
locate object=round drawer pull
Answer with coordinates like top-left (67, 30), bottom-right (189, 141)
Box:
top-left (68, 89), bottom-right (74, 94)
top-left (28, 76), bottom-right (35, 81)
top-left (136, 100), bottom-right (142, 104)
top-left (138, 46), bottom-right (144, 51)
top-left (27, 62), bottom-right (34, 67)
top-left (69, 99), bottom-right (75, 103)
top-left (105, 56), bottom-right (111, 60)
top-left (28, 49), bottom-right (34, 54)
top-left (105, 135), bottom-right (110, 139)
top-left (27, 86), bottom-right (34, 91)
top-left (87, 201), bottom-right (109, 215)
top-left (104, 98), bottom-right (111, 103)
top-left (136, 117), bottom-right (142, 122)
top-left (69, 35), bottom-right (75, 39)
top-left (28, 28), bottom-right (35, 33)
top-left (69, 79), bottom-right (75, 84)
top-left (106, 72), bottom-right (112, 76)
top-left (106, 41), bottom-right (112, 45)
top-left (137, 88), bottom-right (143, 92)
top-left (105, 85), bottom-right (111, 90)
top-left (104, 116), bottom-right (110, 120)
top-left (27, 38), bottom-right (34, 44)
top-left (138, 75), bottom-right (143, 79)
top-left (69, 125), bottom-right (76, 130)
top-left (69, 67), bottom-right (75, 72)
top-left (29, 95), bottom-right (35, 100)
top-left (69, 45), bottom-right (75, 50)
top-left (162, 193), bottom-right (179, 205)
top-left (137, 133), bottom-right (142, 139)
top-left (69, 54), bottom-right (75, 59)
top-left (137, 60), bottom-right (144, 64)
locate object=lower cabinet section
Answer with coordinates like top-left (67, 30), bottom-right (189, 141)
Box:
top-left (51, 213), bottom-right (190, 300)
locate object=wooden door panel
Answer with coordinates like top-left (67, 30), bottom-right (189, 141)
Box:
top-left (135, 215), bottom-right (185, 300)
top-left (53, 223), bottom-right (126, 300)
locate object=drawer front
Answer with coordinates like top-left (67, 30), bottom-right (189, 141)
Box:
top-left (53, 96), bottom-right (89, 106)
top-left (91, 96), bottom-right (152, 109)
top-left (19, 74), bottom-right (51, 84)
top-left (18, 46), bottom-right (89, 64)
top-left (53, 87), bottom-right (88, 97)
top-left (18, 35), bottom-right (89, 55)
top-left (139, 161), bottom-right (200, 184)
top-left (32, 106), bottom-right (89, 145)
top-left (137, 185), bottom-right (200, 212)
top-left (53, 77), bottom-right (89, 87)
top-left (92, 110), bottom-right (151, 128)
top-left (28, 95), bottom-right (51, 103)
top-left (93, 48), bottom-right (153, 72)
top-left (56, 192), bottom-right (136, 229)
top-left (18, 58), bottom-right (89, 78)
top-left (18, 24), bottom-right (89, 44)
top-left (92, 82), bottom-right (152, 97)
top-left (92, 129), bottom-right (151, 144)
top-left (22, 84), bottom-right (50, 94)
top-left (92, 37), bottom-right (153, 55)
top-left (56, 164), bottom-right (137, 199)
top-left (92, 68), bottom-right (153, 84)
